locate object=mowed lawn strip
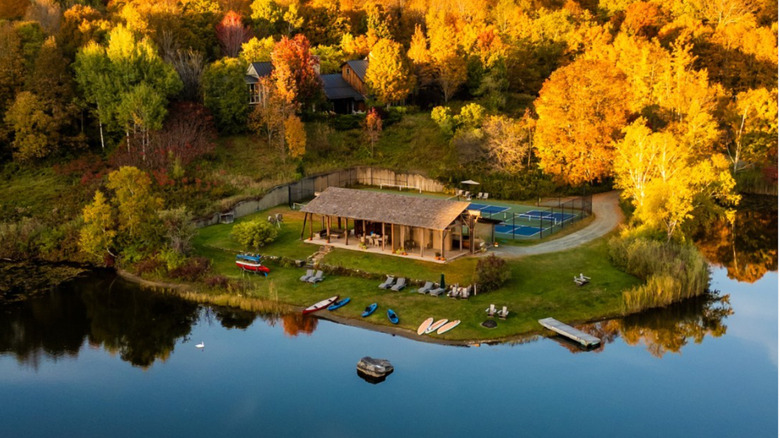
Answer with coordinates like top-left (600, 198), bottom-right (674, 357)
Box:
top-left (193, 207), bottom-right (641, 341)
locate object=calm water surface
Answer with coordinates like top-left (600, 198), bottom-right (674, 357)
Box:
top-left (1, 201), bottom-right (777, 438)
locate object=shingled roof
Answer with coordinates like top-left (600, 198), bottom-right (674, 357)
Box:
top-left (321, 74), bottom-right (365, 100)
top-left (345, 60), bottom-right (368, 82)
top-left (301, 187), bottom-right (469, 231)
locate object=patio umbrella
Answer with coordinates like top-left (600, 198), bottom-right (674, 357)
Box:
top-left (440, 273), bottom-right (445, 289)
top-left (460, 180), bottom-right (480, 185)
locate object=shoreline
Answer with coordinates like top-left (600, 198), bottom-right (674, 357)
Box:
top-left (115, 268), bottom-right (561, 346)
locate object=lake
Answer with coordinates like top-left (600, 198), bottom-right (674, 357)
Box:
top-left (1, 201), bottom-right (777, 438)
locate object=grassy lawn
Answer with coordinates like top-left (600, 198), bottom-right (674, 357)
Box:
top-left (192, 205), bottom-right (641, 342)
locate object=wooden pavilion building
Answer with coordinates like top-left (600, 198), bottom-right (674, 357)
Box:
top-left (299, 187), bottom-right (487, 262)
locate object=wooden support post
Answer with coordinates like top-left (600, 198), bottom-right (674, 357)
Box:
top-left (338, 217), bottom-right (342, 229)
top-left (459, 224), bottom-right (463, 251)
top-left (440, 230), bottom-right (445, 259)
top-left (300, 212), bottom-right (308, 239)
top-left (326, 216), bottom-right (331, 243)
top-left (391, 225), bottom-right (395, 251)
top-left (420, 228), bottom-right (424, 257)
top-left (401, 226), bottom-right (405, 251)
top-left (345, 217), bottom-right (349, 245)
top-left (382, 222), bottom-right (386, 251)
top-left (309, 213), bottom-right (314, 240)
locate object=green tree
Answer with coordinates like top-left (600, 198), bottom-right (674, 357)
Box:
top-left (0, 22), bottom-right (25, 133)
top-left (202, 57), bottom-right (250, 134)
top-left (106, 166), bottom-right (163, 250)
top-left (232, 219), bottom-right (278, 250)
top-left (4, 91), bottom-right (58, 161)
top-left (117, 83), bottom-right (167, 158)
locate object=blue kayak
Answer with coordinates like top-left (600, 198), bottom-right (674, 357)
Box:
top-left (328, 297), bottom-right (351, 311)
top-left (362, 303), bottom-right (378, 317)
top-left (387, 309), bottom-right (399, 324)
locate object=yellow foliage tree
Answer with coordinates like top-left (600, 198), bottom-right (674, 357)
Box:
top-left (79, 191), bottom-right (117, 261)
top-left (284, 114), bottom-right (306, 159)
top-left (427, 10), bottom-right (467, 102)
top-left (534, 58), bottom-right (630, 185)
top-left (365, 38), bottom-right (414, 106)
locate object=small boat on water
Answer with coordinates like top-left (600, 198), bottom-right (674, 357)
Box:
top-left (328, 297), bottom-right (351, 311)
top-left (303, 295), bottom-right (339, 315)
top-left (387, 309), bottom-right (399, 324)
top-left (437, 319), bottom-right (461, 334)
top-left (362, 303), bottom-right (378, 317)
top-left (417, 317), bottom-right (434, 335)
top-left (425, 319), bottom-right (448, 334)
top-left (357, 356), bottom-right (394, 379)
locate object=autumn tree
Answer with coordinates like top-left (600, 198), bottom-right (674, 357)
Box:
top-left (240, 36), bottom-right (275, 63)
top-left (216, 10), bottom-right (251, 58)
top-left (79, 191), bottom-right (117, 262)
top-left (363, 108), bottom-right (382, 157)
top-left (105, 166), bottom-right (164, 252)
top-left (407, 24), bottom-right (434, 88)
top-left (483, 112), bottom-right (535, 173)
top-left (428, 11), bottom-right (467, 102)
top-left (4, 92), bottom-right (58, 161)
top-left (727, 87), bottom-right (778, 172)
top-left (534, 59), bottom-right (631, 185)
top-left (364, 38), bottom-right (414, 106)
top-left (0, 23), bottom-right (25, 129)
top-left (270, 34), bottom-right (322, 108)
top-left (284, 114), bottom-right (306, 159)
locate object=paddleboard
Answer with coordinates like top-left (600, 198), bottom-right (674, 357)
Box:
top-left (436, 320), bottom-right (461, 334)
top-left (425, 319), bottom-right (448, 334)
top-left (417, 317), bottom-right (434, 335)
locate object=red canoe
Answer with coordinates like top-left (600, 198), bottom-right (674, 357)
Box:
top-left (236, 260), bottom-right (270, 274)
top-left (303, 295), bottom-right (339, 315)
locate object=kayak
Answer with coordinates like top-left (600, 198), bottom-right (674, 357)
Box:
top-left (302, 295), bottom-right (339, 315)
top-left (417, 317), bottom-right (434, 335)
top-left (425, 319), bottom-right (448, 334)
top-left (236, 260), bottom-right (270, 274)
top-left (387, 309), bottom-right (399, 324)
top-left (328, 297), bottom-right (351, 311)
top-left (362, 303), bottom-right (378, 317)
top-left (437, 320), bottom-right (461, 335)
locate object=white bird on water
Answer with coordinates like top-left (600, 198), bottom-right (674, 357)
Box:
top-left (195, 342), bottom-right (205, 349)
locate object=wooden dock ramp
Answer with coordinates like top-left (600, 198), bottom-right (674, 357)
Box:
top-left (538, 317), bottom-right (601, 348)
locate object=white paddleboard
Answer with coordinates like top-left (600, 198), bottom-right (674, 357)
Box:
top-left (417, 317), bottom-right (434, 335)
top-left (426, 319), bottom-right (448, 334)
top-left (436, 320), bottom-right (461, 334)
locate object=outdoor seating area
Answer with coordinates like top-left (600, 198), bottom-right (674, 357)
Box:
top-left (574, 273), bottom-right (590, 286)
top-left (300, 269), bottom-right (325, 283)
top-left (447, 284), bottom-right (474, 299)
top-left (485, 304), bottom-right (509, 319)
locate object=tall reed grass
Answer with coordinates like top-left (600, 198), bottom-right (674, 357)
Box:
top-left (608, 235), bottom-right (709, 314)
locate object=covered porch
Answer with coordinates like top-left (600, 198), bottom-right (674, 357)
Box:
top-left (299, 187), bottom-right (481, 262)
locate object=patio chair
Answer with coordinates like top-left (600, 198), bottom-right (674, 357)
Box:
top-left (457, 189), bottom-right (464, 197)
top-left (378, 276), bottom-right (395, 289)
top-left (464, 191), bottom-right (472, 200)
top-left (477, 192), bottom-right (484, 199)
top-left (447, 285), bottom-right (460, 298)
top-left (460, 285), bottom-right (472, 299)
top-left (299, 269), bottom-right (314, 282)
top-left (579, 273), bottom-right (591, 281)
top-left (483, 193), bottom-right (489, 200)
top-left (307, 270), bottom-right (324, 283)
top-left (429, 286), bottom-right (445, 296)
top-left (486, 304), bottom-right (497, 317)
top-left (417, 281), bottom-right (434, 294)
top-left (498, 306), bottom-right (509, 319)
top-left (391, 277), bottom-right (407, 291)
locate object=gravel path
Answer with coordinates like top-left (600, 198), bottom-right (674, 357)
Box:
top-left (491, 191), bottom-right (624, 258)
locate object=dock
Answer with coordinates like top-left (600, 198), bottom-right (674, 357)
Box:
top-left (538, 317), bottom-right (601, 348)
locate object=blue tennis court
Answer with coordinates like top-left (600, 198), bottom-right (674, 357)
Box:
top-left (468, 203), bottom-right (510, 215)
top-left (495, 224), bottom-right (542, 236)
top-left (517, 210), bottom-right (577, 223)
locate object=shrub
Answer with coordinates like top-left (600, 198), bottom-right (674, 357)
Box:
top-left (331, 114), bottom-right (363, 131)
top-left (169, 257), bottom-right (211, 281)
top-left (608, 233), bottom-right (709, 314)
top-left (474, 254), bottom-right (511, 292)
top-left (205, 275), bottom-right (230, 288)
top-left (231, 219), bottom-right (279, 250)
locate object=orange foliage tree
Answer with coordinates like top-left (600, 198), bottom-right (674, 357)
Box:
top-left (534, 59), bottom-right (630, 185)
top-left (270, 34), bottom-right (322, 107)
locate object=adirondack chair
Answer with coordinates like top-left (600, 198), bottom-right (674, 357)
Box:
top-left (429, 286), bottom-right (445, 296)
top-left (391, 277), bottom-right (407, 291)
top-left (299, 269), bottom-right (314, 282)
top-left (483, 193), bottom-right (489, 200)
top-left (485, 304), bottom-right (497, 317)
top-left (307, 270), bottom-right (324, 283)
top-left (460, 285), bottom-right (472, 299)
top-left (498, 306), bottom-right (509, 319)
top-left (378, 276), bottom-right (395, 289)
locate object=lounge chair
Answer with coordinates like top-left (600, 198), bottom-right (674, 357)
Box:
top-left (378, 276), bottom-right (395, 289)
top-left (486, 304), bottom-right (497, 317)
top-left (299, 269), bottom-right (314, 282)
top-left (477, 192), bottom-right (484, 199)
top-left (307, 270), bottom-right (324, 283)
top-left (417, 281), bottom-right (434, 294)
top-left (457, 189), bottom-right (464, 197)
top-left (483, 193), bottom-right (489, 200)
top-left (391, 277), bottom-right (407, 291)
top-left (498, 306), bottom-right (509, 319)
top-left (429, 286), bottom-right (445, 296)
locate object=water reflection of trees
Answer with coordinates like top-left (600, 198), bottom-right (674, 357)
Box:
top-left (282, 313), bottom-right (318, 337)
top-left (573, 294), bottom-right (733, 358)
top-left (694, 196), bottom-right (777, 283)
top-left (0, 273), bottom-right (199, 369)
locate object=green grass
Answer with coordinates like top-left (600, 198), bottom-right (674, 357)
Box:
top-left (192, 204), bottom-right (641, 341)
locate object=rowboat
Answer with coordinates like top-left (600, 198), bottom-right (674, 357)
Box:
top-left (362, 303), bottom-right (378, 317)
top-left (302, 295), bottom-right (339, 315)
top-left (425, 319), bottom-right (448, 334)
top-left (436, 320), bottom-right (461, 334)
top-left (417, 317), bottom-right (434, 335)
top-left (235, 260), bottom-right (270, 274)
top-left (328, 297), bottom-right (351, 311)
top-left (387, 309), bottom-right (399, 324)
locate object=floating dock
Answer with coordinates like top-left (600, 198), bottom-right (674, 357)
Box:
top-left (538, 317), bottom-right (601, 348)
